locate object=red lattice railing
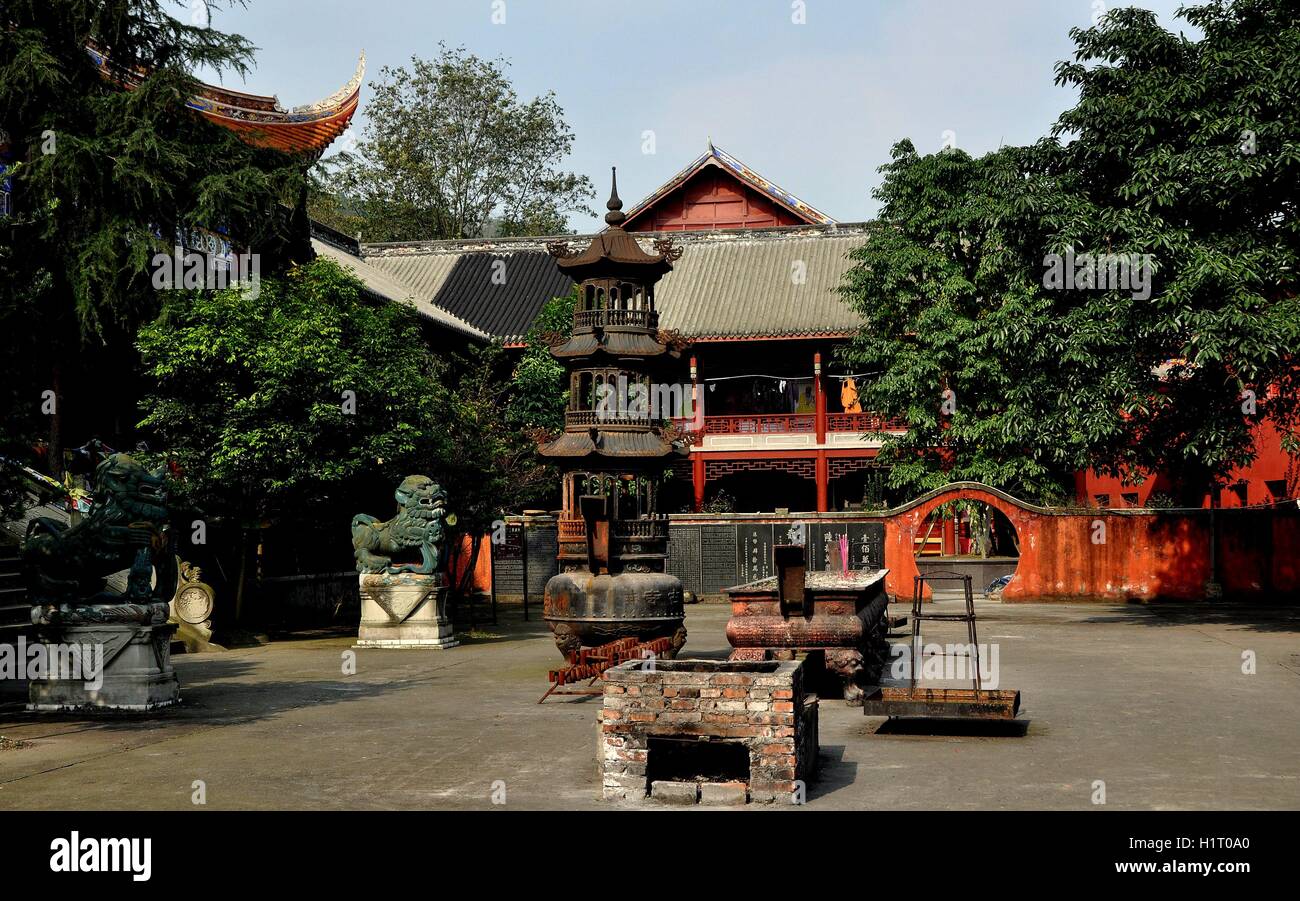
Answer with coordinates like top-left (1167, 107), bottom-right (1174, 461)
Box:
top-left (702, 414), bottom-right (816, 435)
top-left (826, 412), bottom-right (908, 432)
top-left (678, 412), bottom-right (908, 440)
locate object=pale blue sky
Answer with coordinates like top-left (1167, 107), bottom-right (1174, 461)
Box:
top-left (199, 0), bottom-right (1192, 231)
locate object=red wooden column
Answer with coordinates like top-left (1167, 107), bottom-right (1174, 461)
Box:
top-left (693, 456), bottom-right (706, 511)
top-left (942, 513), bottom-right (956, 556)
top-left (814, 352), bottom-right (829, 511)
top-left (813, 352), bottom-right (827, 443)
top-left (816, 452), bottom-right (829, 512)
top-left (690, 355), bottom-right (705, 511)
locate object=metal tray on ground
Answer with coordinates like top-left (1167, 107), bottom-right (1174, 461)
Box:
top-left (860, 686), bottom-right (1021, 720)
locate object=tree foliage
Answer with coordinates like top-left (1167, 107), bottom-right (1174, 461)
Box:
top-left (837, 142), bottom-right (1078, 502)
top-left (1038, 0), bottom-right (1300, 499)
top-left (315, 43), bottom-right (594, 242)
top-left (0, 0), bottom-right (305, 338)
top-left (0, 1), bottom-right (307, 503)
top-left (507, 289), bottom-right (576, 434)
top-left (137, 258), bottom-right (445, 523)
top-left (443, 344), bottom-right (559, 530)
top-left (839, 0), bottom-right (1300, 503)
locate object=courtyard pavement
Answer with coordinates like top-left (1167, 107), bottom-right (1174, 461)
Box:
top-left (0, 599), bottom-right (1297, 810)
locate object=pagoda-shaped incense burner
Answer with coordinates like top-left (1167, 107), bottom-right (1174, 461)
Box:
top-left (540, 169), bottom-right (688, 658)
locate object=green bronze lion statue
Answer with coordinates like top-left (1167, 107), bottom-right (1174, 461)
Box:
top-left (23, 453), bottom-right (176, 621)
top-left (351, 475), bottom-right (455, 576)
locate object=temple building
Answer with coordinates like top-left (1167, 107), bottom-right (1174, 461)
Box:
top-left (324, 143), bottom-right (903, 513)
top-left (322, 140), bottom-right (1298, 513)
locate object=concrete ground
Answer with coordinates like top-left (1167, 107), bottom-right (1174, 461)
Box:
top-left (0, 599), bottom-right (1296, 810)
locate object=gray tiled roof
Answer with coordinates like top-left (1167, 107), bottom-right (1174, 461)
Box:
top-left (359, 222), bottom-right (870, 343)
top-left (654, 230), bottom-right (866, 339)
top-left (311, 239), bottom-right (487, 340)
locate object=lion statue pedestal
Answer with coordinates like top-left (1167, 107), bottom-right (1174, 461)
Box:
top-left (28, 620), bottom-right (179, 711)
top-left (22, 453), bottom-right (181, 711)
top-left (351, 475), bottom-right (459, 650)
top-left (356, 572), bottom-right (457, 649)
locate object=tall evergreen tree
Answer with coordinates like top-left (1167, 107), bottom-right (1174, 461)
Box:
top-left (0, 1), bottom-right (307, 497)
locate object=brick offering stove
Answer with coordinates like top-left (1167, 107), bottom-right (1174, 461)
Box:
top-left (599, 659), bottom-right (818, 805)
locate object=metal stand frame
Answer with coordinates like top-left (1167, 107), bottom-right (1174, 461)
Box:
top-left (859, 569), bottom-right (1021, 720)
top-left (911, 570), bottom-right (980, 690)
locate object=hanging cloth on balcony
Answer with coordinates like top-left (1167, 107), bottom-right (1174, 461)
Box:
top-left (841, 377), bottom-right (862, 414)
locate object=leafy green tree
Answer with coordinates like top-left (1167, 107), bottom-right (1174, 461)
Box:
top-left (137, 258), bottom-right (445, 523)
top-left (138, 258), bottom-right (563, 609)
top-left (507, 289), bottom-right (577, 434)
top-left (316, 43), bottom-right (594, 241)
top-left (1035, 0), bottom-right (1300, 502)
top-left (839, 1), bottom-right (1300, 505)
top-left (837, 141), bottom-right (1080, 502)
top-left (137, 258), bottom-right (448, 622)
top-left (0, 0), bottom-right (306, 490)
top-left (436, 342), bottom-right (560, 597)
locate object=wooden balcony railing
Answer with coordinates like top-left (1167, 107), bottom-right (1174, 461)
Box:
top-left (572, 308), bottom-right (659, 331)
top-left (703, 414), bottom-right (817, 435)
top-left (669, 412), bottom-right (908, 445)
top-left (826, 412), bottom-right (908, 432)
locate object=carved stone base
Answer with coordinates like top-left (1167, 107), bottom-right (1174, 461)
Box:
top-left (355, 573), bottom-right (457, 649)
top-left (27, 623), bottom-right (180, 712)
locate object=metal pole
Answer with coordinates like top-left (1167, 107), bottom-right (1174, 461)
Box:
top-left (489, 534), bottom-right (498, 625)
top-left (521, 521), bottom-right (529, 621)
top-left (489, 532), bottom-right (498, 626)
top-left (468, 535), bottom-right (476, 632)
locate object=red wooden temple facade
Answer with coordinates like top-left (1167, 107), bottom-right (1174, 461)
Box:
top-left (623, 145), bottom-right (905, 513)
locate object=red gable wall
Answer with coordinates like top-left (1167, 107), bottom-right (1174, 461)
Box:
top-left (625, 167), bottom-right (807, 232)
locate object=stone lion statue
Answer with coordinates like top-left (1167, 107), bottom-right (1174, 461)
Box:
top-left (23, 453), bottom-right (176, 623)
top-left (351, 476), bottom-right (455, 575)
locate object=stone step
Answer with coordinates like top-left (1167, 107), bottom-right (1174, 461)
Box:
top-left (0, 622), bottom-right (31, 642)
